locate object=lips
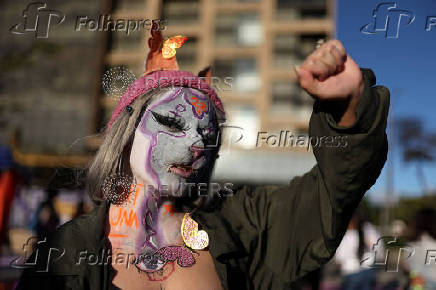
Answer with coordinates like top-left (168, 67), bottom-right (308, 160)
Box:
top-left (168, 156), bottom-right (206, 178)
top-left (169, 164), bottom-right (193, 178)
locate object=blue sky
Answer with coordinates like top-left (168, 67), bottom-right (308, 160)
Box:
top-left (336, 0), bottom-right (436, 200)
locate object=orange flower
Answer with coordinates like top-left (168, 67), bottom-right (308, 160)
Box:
top-left (162, 36), bottom-right (188, 59)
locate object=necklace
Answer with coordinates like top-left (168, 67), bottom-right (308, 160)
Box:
top-left (180, 213), bottom-right (209, 250)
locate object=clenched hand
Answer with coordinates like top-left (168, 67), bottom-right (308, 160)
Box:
top-left (295, 40), bottom-right (365, 127)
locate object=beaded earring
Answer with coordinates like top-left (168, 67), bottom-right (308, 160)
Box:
top-left (102, 154), bottom-right (137, 206)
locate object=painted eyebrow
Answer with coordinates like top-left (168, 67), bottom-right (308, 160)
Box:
top-left (150, 110), bottom-right (175, 123)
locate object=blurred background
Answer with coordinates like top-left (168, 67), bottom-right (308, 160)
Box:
top-left (0, 0), bottom-right (435, 289)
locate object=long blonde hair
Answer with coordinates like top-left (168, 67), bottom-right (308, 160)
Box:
top-left (87, 90), bottom-right (157, 203)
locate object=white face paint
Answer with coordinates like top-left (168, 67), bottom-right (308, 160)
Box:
top-left (129, 87), bottom-right (219, 196)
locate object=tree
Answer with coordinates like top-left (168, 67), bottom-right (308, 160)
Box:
top-left (397, 117), bottom-right (436, 195)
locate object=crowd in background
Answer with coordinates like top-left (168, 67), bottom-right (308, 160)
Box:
top-left (1, 146), bottom-right (436, 290)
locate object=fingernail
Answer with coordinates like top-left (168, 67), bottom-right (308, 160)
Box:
top-left (316, 39), bottom-right (325, 49)
top-left (293, 65), bottom-right (300, 78)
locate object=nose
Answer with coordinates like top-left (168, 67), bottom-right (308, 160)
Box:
top-left (186, 126), bottom-right (203, 147)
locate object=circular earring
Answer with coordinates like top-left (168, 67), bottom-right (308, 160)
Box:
top-left (102, 155), bottom-right (137, 206)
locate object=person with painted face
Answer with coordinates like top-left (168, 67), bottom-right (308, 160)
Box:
top-left (17, 25), bottom-right (390, 290)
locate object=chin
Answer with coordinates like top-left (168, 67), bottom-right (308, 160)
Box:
top-left (160, 172), bottom-right (213, 198)
top-left (155, 173), bottom-right (186, 197)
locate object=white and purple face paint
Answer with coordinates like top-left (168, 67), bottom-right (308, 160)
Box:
top-left (130, 87), bottom-right (219, 197)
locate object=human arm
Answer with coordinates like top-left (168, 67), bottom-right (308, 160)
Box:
top-left (244, 69), bottom-right (388, 287)
top-left (201, 42), bottom-right (389, 289)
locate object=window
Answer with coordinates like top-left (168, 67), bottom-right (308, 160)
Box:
top-left (216, 13), bottom-right (262, 47)
top-left (112, 0), bottom-right (147, 12)
top-left (273, 33), bottom-right (327, 69)
top-left (109, 30), bottom-right (142, 52)
top-left (276, 0), bottom-right (326, 21)
top-left (162, 0), bottom-right (200, 25)
top-left (213, 58), bottom-right (260, 93)
top-left (216, 0), bottom-right (259, 2)
top-left (270, 81), bottom-right (313, 119)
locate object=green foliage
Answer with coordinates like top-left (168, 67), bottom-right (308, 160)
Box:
top-left (358, 197), bottom-right (380, 225)
top-left (392, 195), bottom-right (436, 224)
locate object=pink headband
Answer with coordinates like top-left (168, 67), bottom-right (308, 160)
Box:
top-left (107, 70), bottom-right (225, 130)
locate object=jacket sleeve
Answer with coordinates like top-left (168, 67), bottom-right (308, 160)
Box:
top-left (219, 68), bottom-right (389, 285)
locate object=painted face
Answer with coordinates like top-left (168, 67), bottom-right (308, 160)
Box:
top-left (130, 87), bottom-right (219, 196)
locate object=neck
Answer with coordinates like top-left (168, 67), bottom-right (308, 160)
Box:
top-left (107, 181), bottom-right (185, 255)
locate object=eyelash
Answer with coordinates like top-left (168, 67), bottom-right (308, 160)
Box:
top-left (151, 111), bottom-right (188, 132)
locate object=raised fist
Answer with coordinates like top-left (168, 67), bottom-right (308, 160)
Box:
top-left (295, 39), bottom-right (363, 101)
top-left (295, 39), bottom-right (365, 126)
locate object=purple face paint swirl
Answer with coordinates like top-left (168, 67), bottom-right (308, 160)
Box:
top-left (141, 194), bottom-right (159, 251)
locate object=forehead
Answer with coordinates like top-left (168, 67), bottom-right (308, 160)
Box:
top-left (147, 87), bottom-right (216, 121)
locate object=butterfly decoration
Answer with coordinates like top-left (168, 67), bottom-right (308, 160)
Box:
top-left (181, 213), bottom-right (209, 250)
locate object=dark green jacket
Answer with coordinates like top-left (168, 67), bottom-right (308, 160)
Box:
top-left (17, 69), bottom-right (389, 290)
